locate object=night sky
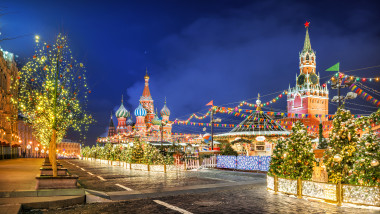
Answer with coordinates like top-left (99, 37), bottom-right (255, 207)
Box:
top-left (1, 0), bottom-right (380, 146)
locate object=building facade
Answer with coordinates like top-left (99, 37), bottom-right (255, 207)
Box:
top-left (57, 139), bottom-right (81, 158)
top-left (0, 49), bottom-right (20, 159)
top-left (17, 115), bottom-right (38, 157)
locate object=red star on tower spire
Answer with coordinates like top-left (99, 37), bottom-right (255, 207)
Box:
top-left (304, 21), bottom-right (310, 28)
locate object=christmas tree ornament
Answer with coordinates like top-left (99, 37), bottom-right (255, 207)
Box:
top-left (333, 154), bottom-right (342, 162)
top-left (371, 159), bottom-right (379, 167)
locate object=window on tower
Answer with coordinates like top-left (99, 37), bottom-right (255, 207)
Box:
top-left (306, 55), bottom-right (309, 60)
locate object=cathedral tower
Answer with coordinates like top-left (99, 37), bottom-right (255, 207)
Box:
top-left (116, 96), bottom-right (130, 134)
top-left (287, 23), bottom-right (329, 123)
top-left (107, 113), bottom-right (116, 137)
top-left (160, 98), bottom-right (172, 140)
top-left (134, 103), bottom-right (147, 133)
top-left (140, 69), bottom-right (155, 126)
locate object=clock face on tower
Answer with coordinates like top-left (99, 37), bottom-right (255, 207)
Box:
top-left (297, 74), bottom-right (305, 85)
top-left (310, 73), bottom-right (318, 85)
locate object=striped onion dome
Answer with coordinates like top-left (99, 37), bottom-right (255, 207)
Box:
top-left (160, 102), bottom-right (170, 117)
top-left (115, 103), bottom-right (130, 118)
top-left (126, 116), bottom-right (133, 126)
top-left (152, 114), bottom-right (161, 125)
top-left (134, 104), bottom-right (147, 117)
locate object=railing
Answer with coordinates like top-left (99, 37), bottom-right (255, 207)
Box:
top-left (267, 175), bottom-right (380, 207)
top-left (201, 156), bottom-right (217, 168)
top-left (181, 156), bottom-right (217, 170)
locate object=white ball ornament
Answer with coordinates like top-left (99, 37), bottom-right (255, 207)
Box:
top-left (371, 159), bottom-right (379, 167)
top-left (333, 154), bottom-right (342, 162)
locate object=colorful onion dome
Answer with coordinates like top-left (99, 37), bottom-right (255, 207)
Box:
top-left (115, 103), bottom-right (130, 118)
top-left (152, 113), bottom-right (161, 125)
top-left (126, 116), bottom-right (133, 126)
top-left (160, 98), bottom-right (170, 116)
top-left (134, 103), bottom-right (147, 117)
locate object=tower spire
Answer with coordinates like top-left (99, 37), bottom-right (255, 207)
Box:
top-left (303, 22), bottom-right (312, 52)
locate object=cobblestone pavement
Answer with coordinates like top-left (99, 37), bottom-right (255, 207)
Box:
top-left (24, 159), bottom-right (376, 214)
top-left (23, 184), bottom-right (377, 214)
top-left (60, 159), bottom-right (264, 192)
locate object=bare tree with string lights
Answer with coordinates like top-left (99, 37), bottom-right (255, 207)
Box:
top-left (13, 34), bottom-right (93, 176)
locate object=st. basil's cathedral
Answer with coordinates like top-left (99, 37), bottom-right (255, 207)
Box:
top-left (100, 71), bottom-right (172, 144)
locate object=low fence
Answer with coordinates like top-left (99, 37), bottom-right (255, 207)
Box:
top-left (83, 158), bottom-right (181, 172)
top-left (183, 156), bottom-right (217, 170)
top-left (267, 175), bottom-right (380, 207)
top-left (216, 155), bottom-right (271, 172)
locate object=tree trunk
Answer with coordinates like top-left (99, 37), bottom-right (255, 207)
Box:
top-left (49, 129), bottom-right (58, 177)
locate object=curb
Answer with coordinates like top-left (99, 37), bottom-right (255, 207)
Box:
top-left (21, 195), bottom-right (85, 210)
top-left (0, 188), bottom-right (85, 198)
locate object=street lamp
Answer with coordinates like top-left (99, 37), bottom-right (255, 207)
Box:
top-left (331, 92), bottom-right (357, 108)
top-left (330, 73), bottom-right (356, 109)
top-left (35, 147), bottom-right (39, 158)
top-left (27, 144), bottom-right (31, 158)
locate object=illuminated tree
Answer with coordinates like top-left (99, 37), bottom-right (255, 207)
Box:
top-left (15, 34), bottom-right (93, 176)
top-left (269, 138), bottom-right (288, 177)
top-left (282, 121), bottom-right (315, 180)
top-left (349, 131), bottom-right (379, 186)
top-left (348, 109), bottom-right (380, 186)
top-left (324, 108), bottom-right (358, 184)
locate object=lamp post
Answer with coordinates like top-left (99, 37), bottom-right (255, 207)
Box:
top-left (27, 144), bottom-right (31, 158)
top-left (210, 106), bottom-right (221, 151)
top-left (35, 147), bottom-right (39, 158)
top-left (334, 154), bottom-right (343, 206)
top-left (160, 120), bottom-right (166, 148)
top-left (331, 73), bottom-right (356, 109)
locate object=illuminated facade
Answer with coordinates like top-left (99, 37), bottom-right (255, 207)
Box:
top-left (57, 139), bottom-right (81, 157)
top-left (287, 25), bottom-right (329, 124)
top-left (100, 70), bottom-right (172, 144)
top-left (0, 49), bottom-right (20, 159)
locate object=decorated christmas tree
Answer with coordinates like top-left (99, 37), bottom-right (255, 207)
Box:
top-left (324, 108), bottom-right (359, 184)
top-left (282, 121), bottom-right (315, 179)
top-left (143, 143), bottom-right (161, 164)
top-left (269, 138), bottom-right (288, 177)
top-left (131, 139), bottom-right (144, 163)
top-left (348, 131), bottom-right (379, 186)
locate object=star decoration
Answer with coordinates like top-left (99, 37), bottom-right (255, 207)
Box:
top-left (304, 21), bottom-right (310, 28)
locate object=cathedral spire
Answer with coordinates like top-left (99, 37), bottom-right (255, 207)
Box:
top-left (142, 68), bottom-right (152, 98)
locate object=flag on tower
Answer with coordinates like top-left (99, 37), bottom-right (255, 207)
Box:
top-left (206, 100), bottom-right (213, 106)
top-left (326, 62), bottom-right (340, 72)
